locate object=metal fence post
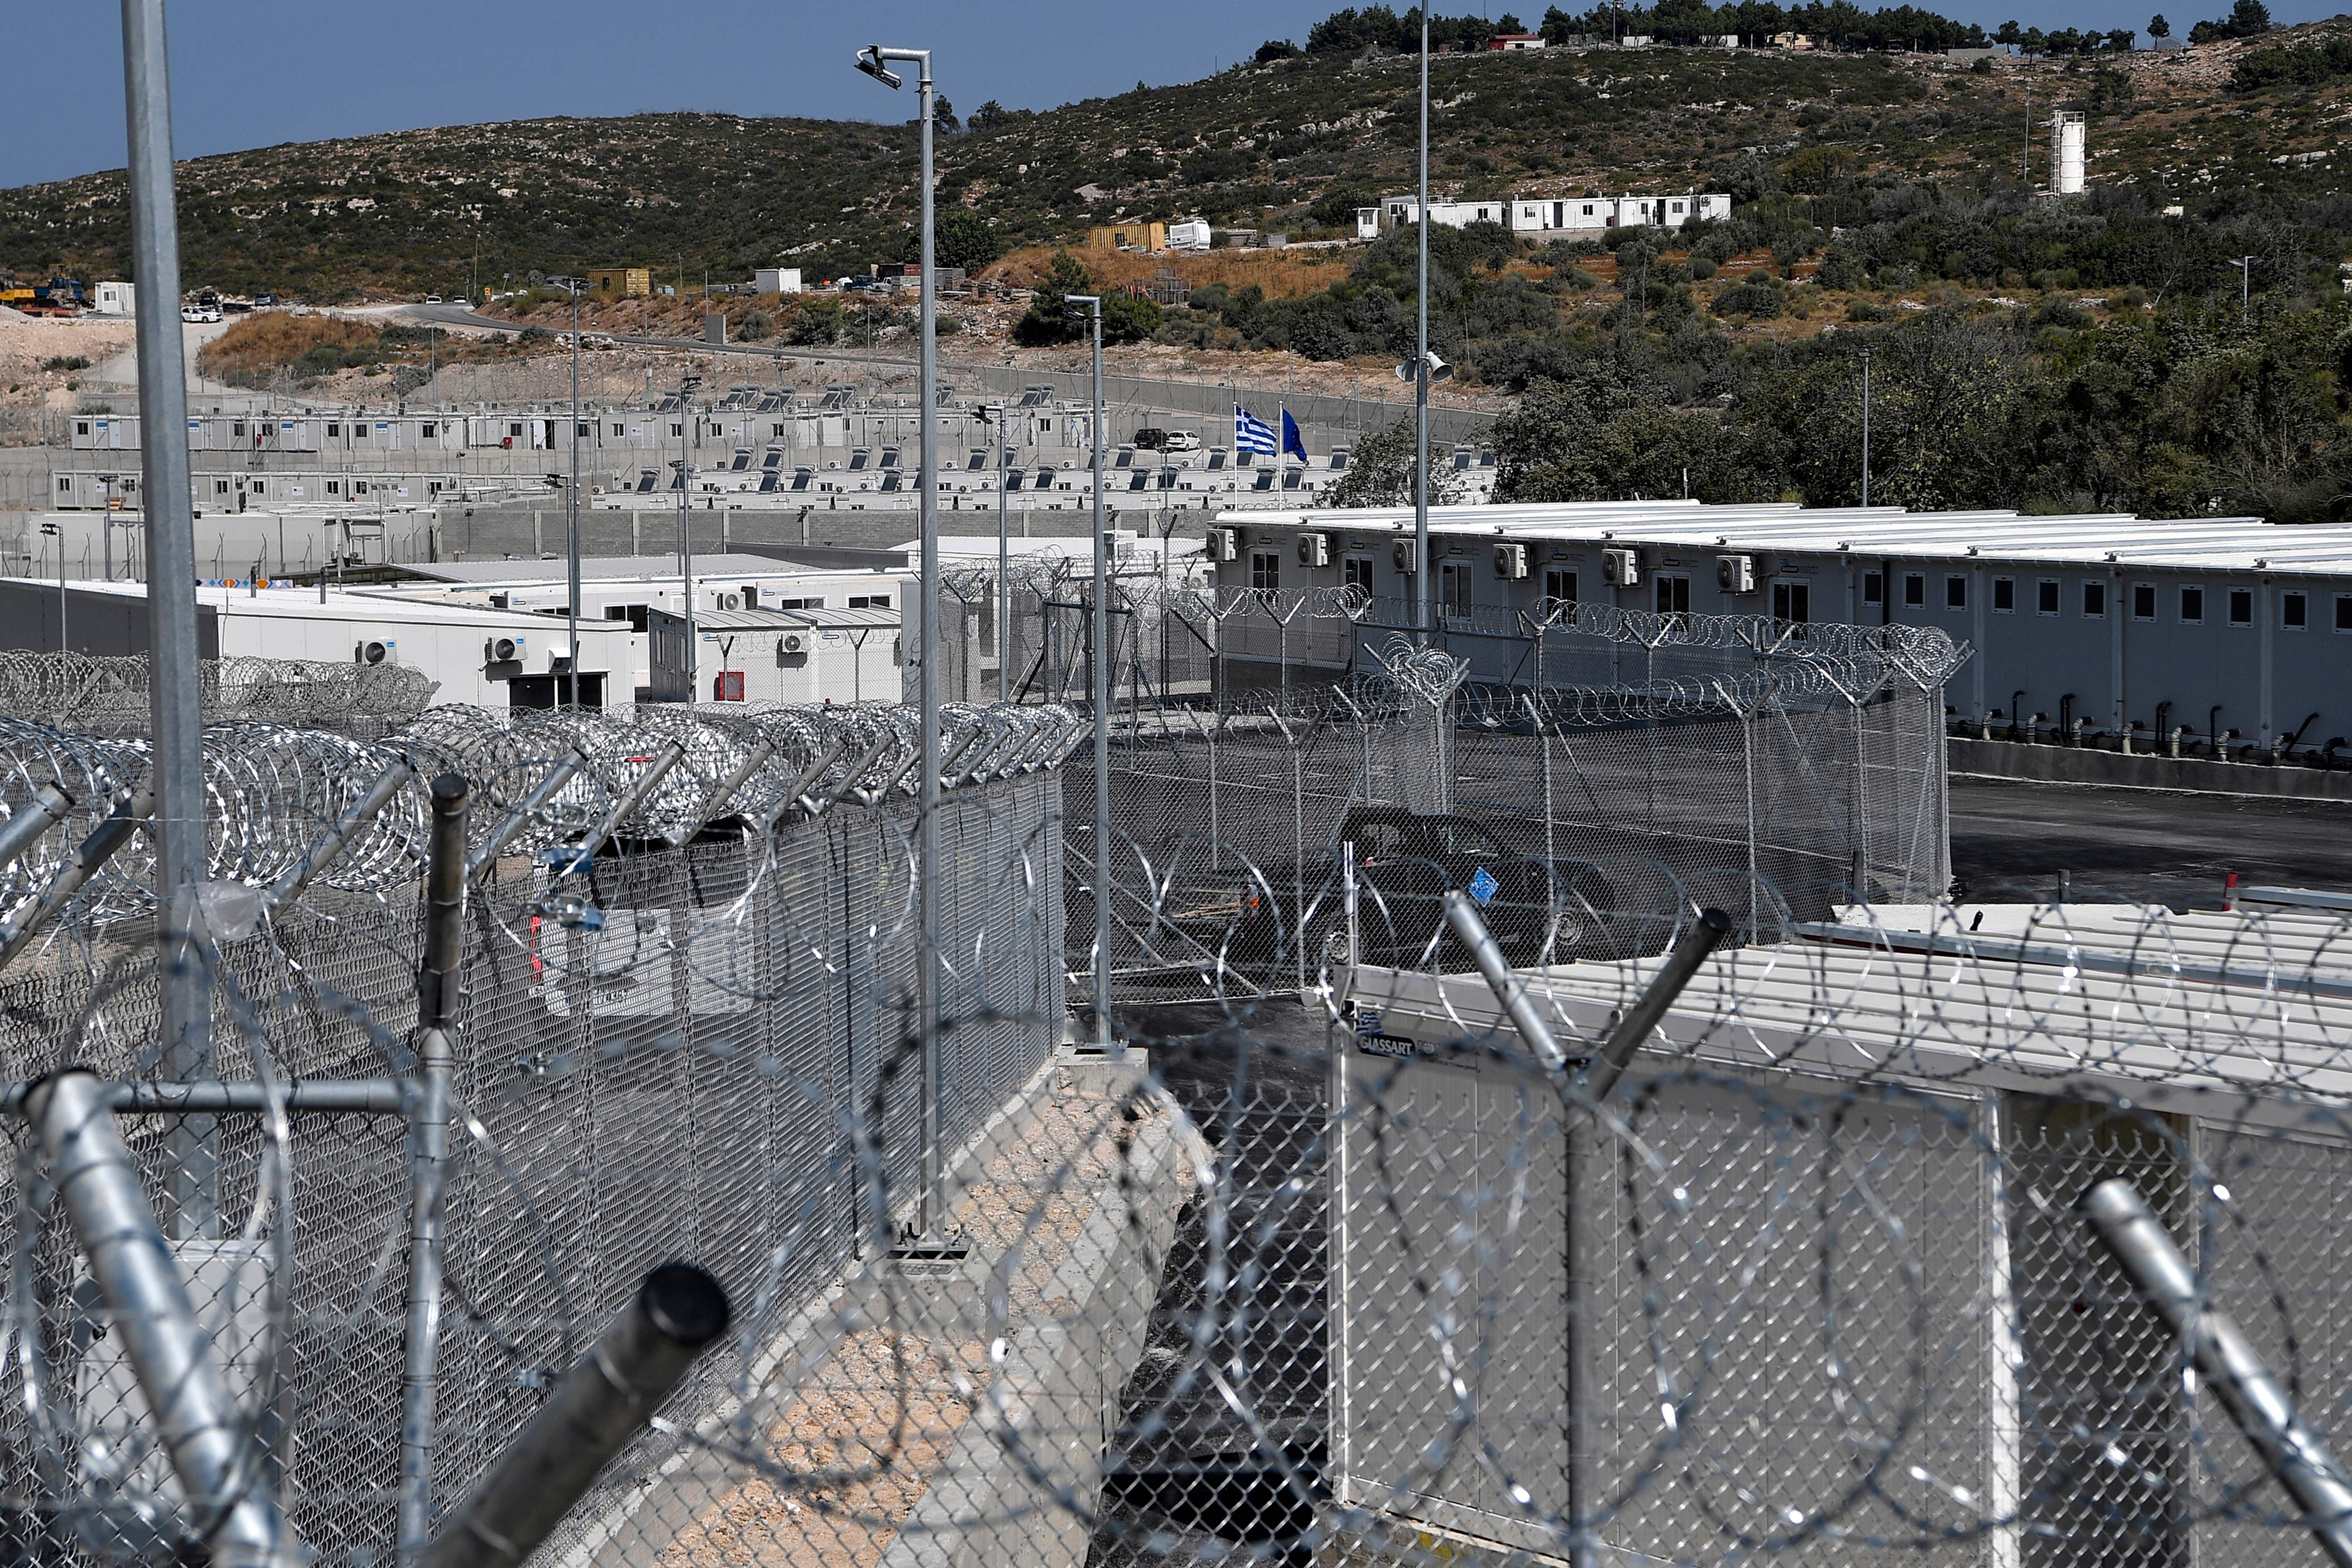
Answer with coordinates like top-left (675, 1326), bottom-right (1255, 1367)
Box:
top-left (1443, 893), bottom-right (1733, 1567)
top-left (0, 782), bottom-right (72, 871)
top-left (2082, 1179), bottom-right (2352, 1566)
top-left (401, 773), bottom-right (468, 1562)
top-left (0, 775), bottom-right (157, 970)
top-left (260, 758), bottom-right (414, 915)
top-left (419, 1264), bottom-right (730, 1568)
top-left (26, 1070), bottom-right (300, 1566)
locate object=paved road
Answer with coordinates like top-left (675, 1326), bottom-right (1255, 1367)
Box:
top-left (1949, 775), bottom-right (2352, 909)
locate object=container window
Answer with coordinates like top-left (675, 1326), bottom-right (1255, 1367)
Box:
top-left (2283, 592), bottom-right (2307, 629)
top-left (1992, 577), bottom-right (2015, 612)
top-left (2132, 584), bottom-right (2156, 620)
top-left (1903, 573), bottom-right (1925, 607)
top-left (2228, 588), bottom-right (2253, 626)
top-left (1945, 575), bottom-right (1967, 610)
top-left (2179, 586), bottom-right (2204, 624)
top-left (2037, 580), bottom-right (2060, 615)
top-left (2081, 581), bottom-right (2106, 618)
top-left (1862, 570), bottom-right (1883, 606)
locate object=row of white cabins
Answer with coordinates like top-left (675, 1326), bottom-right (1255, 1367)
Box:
top-left (1353, 191), bottom-right (1732, 240)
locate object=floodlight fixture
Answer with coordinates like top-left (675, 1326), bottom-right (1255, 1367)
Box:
top-left (855, 46), bottom-right (904, 88)
top-left (1394, 350), bottom-right (1451, 383)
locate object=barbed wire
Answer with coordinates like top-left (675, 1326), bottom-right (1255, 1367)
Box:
top-left (0, 651), bottom-right (439, 735)
top-left (5, 664), bottom-right (2352, 1568)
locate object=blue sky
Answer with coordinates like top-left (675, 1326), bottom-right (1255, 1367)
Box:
top-left (4, 0), bottom-right (2344, 189)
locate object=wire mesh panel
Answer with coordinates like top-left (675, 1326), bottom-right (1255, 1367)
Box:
top-left (1075, 607), bottom-right (1958, 1005)
top-left (0, 699), bottom-right (1077, 1566)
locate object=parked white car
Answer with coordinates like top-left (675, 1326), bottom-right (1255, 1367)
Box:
top-left (180, 303), bottom-right (221, 323)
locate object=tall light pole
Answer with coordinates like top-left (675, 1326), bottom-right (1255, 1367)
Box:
top-left (1859, 348), bottom-right (1872, 507)
top-left (983, 401), bottom-right (1010, 703)
top-left (674, 372), bottom-right (700, 697)
top-left (858, 43), bottom-right (974, 1246)
top-left (1065, 293), bottom-right (1113, 1058)
top-left (2230, 255), bottom-right (2253, 322)
top-left (122, 0), bottom-right (213, 1239)
top-left (551, 275), bottom-right (587, 707)
top-left (1414, 3), bottom-right (1432, 642)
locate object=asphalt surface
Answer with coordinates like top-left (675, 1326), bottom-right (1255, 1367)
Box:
top-left (1949, 775), bottom-right (2352, 909)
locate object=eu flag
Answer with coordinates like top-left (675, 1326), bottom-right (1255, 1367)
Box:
top-left (1280, 408), bottom-right (1308, 463)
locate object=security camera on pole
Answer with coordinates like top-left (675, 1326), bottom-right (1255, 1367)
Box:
top-left (857, 41), bottom-right (972, 1254)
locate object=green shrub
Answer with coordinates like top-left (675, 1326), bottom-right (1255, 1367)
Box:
top-left (1712, 281), bottom-right (1782, 319)
top-left (787, 298), bottom-right (844, 345)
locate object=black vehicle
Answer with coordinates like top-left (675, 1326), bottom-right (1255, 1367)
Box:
top-left (1132, 427), bottom-right (1168, 450)
top-left (1339, 805), bottom-right (1614, 967)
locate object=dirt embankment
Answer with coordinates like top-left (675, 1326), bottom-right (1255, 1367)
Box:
top-left (0, 313), bottom-right (138, 408)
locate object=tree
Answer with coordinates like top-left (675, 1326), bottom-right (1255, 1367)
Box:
top-left (787, 297), bottom-right (844, 345)
top-left (1996, 19), bottom-right (2024, 46)
top-left (1309, 186), bottom-right (1372, 230)
top-left (1254, 38), bottom-right (1301, 61)
top-left (1014, 250), bottom-right (1094, 344)
top-left (1783, 145), bottom-right (1859, 195)
top-left (1492, 360), bottom-right (1762, 504)
top-left (1497, 11), bottom-right (1525, 30)
top-left (738, 309), bottom-right (773, 341)
top-left (1102, 293), bottom-right (1164, 343)
top-left (1323, 419), bottom-right (1468, 507)
top-left (909, 209), bottom-right (1000, 272)
top-left (969, 100), bottom-right (1010, 130)
top-left (2191, 0), bottom-right (2268, 41)
top-left (2148, 11), bottom-right (2170, 35)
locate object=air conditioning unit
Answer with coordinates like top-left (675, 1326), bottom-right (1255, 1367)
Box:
top-left (1716, 553), bottom-right (1756, 594)
top-left (1602, 548), bottom-right (1641, 588)
top-left (486, 637), bottom-right (520, 664)
top-left (717, 591), bottom-right (743, 610)
top-left (1493, 542), bottom-right (1528, 581)
top-left (1298, 531), bottom-right (1331, 568)
top-left (1211, 526), bottom-right (1240, 562)
top-left (779, 632), bottom-right (808, 655)
top-left (1391, 538), bottom-right (1419, 575)
top-left (355, 640), bottom-right (389, 666)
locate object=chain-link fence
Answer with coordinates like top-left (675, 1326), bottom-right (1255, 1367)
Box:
top-left (1065, 595), bottom-right (1961, 1006)
top-left (1330, 891), bottom-right (2352, 1568)
top-left (17, 598), bottom-right (2352, 1568)
top-left (0, 699), bottom-right (1079, 1565)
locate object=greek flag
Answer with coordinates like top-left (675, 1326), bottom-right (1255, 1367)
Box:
top-left (1235, 403), bottom-right (1277, 455)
